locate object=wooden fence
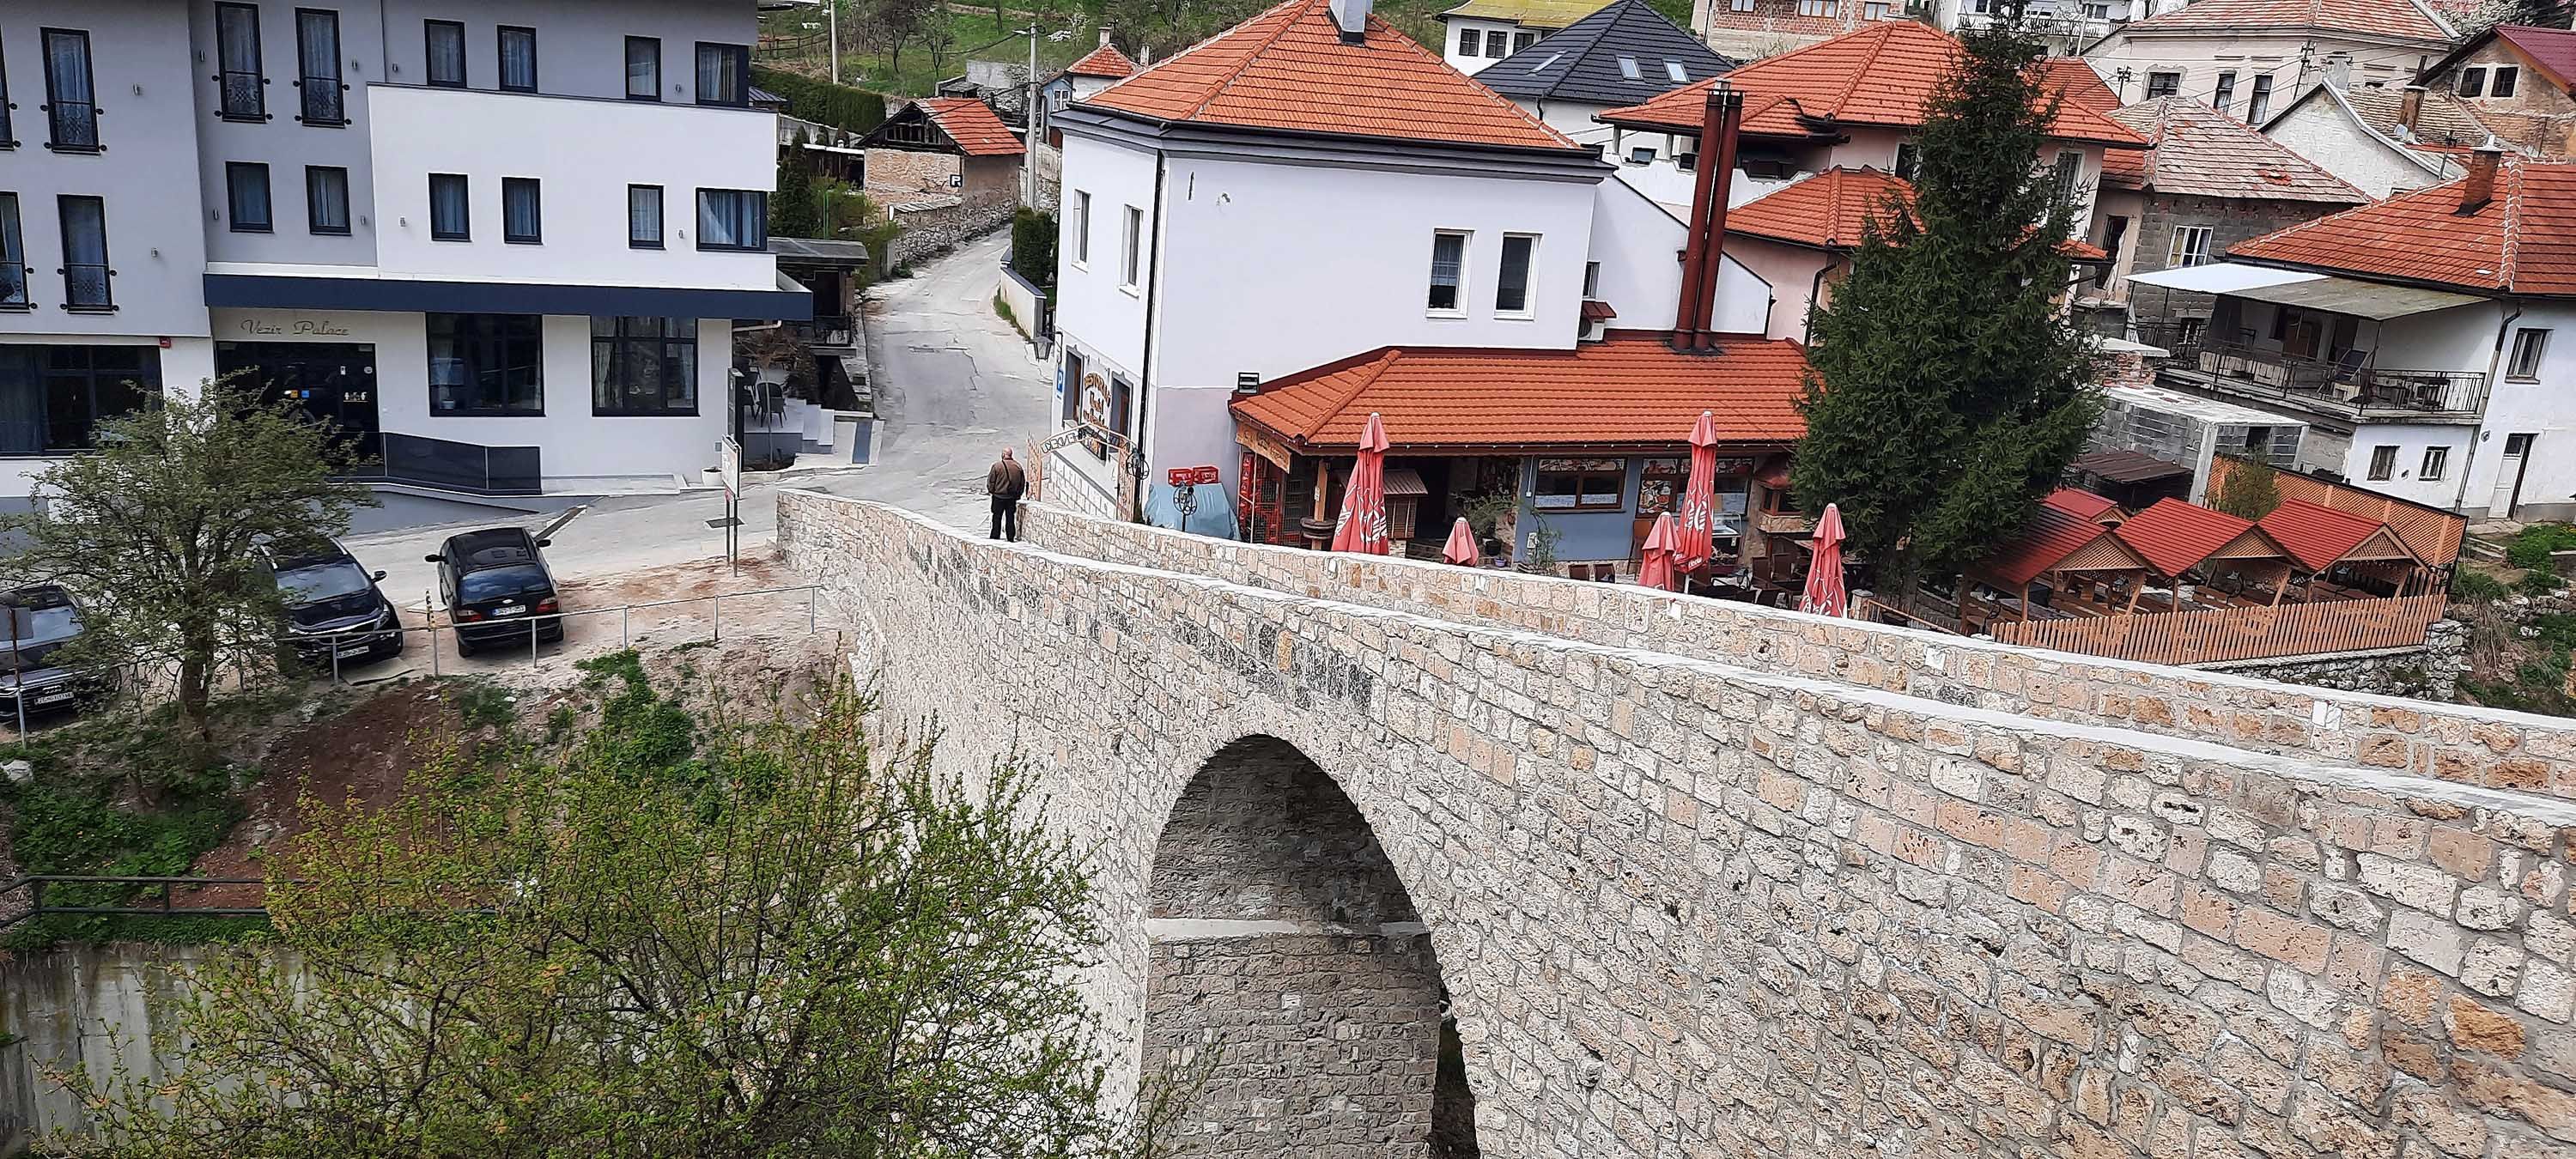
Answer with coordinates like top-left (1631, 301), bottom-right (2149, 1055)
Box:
top-left (1986, 594), bottom-right (2448, 665)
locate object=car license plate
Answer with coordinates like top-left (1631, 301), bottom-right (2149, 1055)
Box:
top-left (333, 644), bottom-right (369, 659)
top-left (492, 604), bottom-right (526, 617)
top-left (33, 689), bottom-right (71, 705)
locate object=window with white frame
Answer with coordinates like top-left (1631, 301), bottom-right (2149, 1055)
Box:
top-left (1626, 145), bottom-right (1654, 165)
top-left (1863, 2), bottom-right (1892, 17)
top-left (1119, 204), bottom-right (1141, 288)
top-left (2509, 327), bottom-right (2549, 379)
top-left (2367, 445), bottom-right (2397, 481)
top-left (2421, 446), bottom-right (2449, 482)
top-left (1667, 61), bottom-right (1689, 82)
top-left (2166, 225), bottom-right (2213, 268)
top-left (1729, 0), bottom-right (1756, 10)
top-left (2493, 66), bottom-right (2519, 97)
top-left (1618, 56), bottom-right (1640, 79)
top-left (1070, 191), bottom-right (1091, 265)
top-left (1795, 0), bottom-right (1835, 15)
top-left (1427, 230), bottom-right (1468, 313)
top-left (1495, 234), bottom-right (1537, 316)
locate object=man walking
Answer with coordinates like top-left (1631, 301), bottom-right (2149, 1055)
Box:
top-left (987, 449), bottom-right (1027, 541)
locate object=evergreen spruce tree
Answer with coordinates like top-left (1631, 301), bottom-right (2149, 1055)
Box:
top-left (1789, 9), bottom-right (2102, 604)
top-left (770, 134), bottom-right (822, 239)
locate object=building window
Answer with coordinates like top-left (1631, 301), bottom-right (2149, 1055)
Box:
top-left (0, 344), bottom-right (156, 454)
top-left (2144, 70), bottom-right (2179, 100)
top-left (627, 37), bottom-right (661, 100)
top-left (1534, 458), bottom-right (1627, 510)
top-left (2421, 446), bottom-right (2449, 482)
top-left (497, 26), bottom-right (538, 93)
top-left (696, 43), bottom-right (750, 106)
top-left (296, 9), bottom-right (343, 124)
top-left (306, 166), bottom-right (349, 234)
top-left (41, 28), bottom-right (100, 151)
top-left (1496, 234), bottom-right (1537, 316)
top-left (2248, 76), bottom-right (2273, 123)
top-left (2366, 444), bottom-right (2397, 481)
top-left (428, 173), bottom-right (469, 240)
top-left (1618, 56), bottom-right (1641, 79)
top-left (1427, 230), bottom-right (1467, 313)
top-left (2167, 225), bottom-right (2213, 268)
top-left (501, 178), bottom-right (541, 244)
top-left (2458, 66), bottom-right (2487, 98)
top-left (1456, 27), bottom-right (1478, 56)
top-left (2173, 316), bottom-right (2205, 349)
top-left (1120, 204), bottom-right (1142, 288)
top-left (1485, 32), bottom-right (1509, 58)
top-left (629, 185), bottom-right (663, 248)
top-left (696, 189), bottom-right (768, 251)
top-left (1863, 2), bottom-right (1891, 17)
top-left (591, 317), bottom-right (698, 416)
top-left (1667, 60), bottom-right (1689, 82)
top-left (1514, 32), bottom-right (1536, 52)
top-left (1070, 190), bottom-right (1091, 265)
top-left (428, 313), bottom-right (543, 416)
top-left (1795, 0), bottom-right (1836, 15)
top-left (213, 4), bottom-right (264, 119)
top-left (1627, 145), bottom-right (1654, 165)
top-left (424, 20), bottom-right (466, 88)
top-left (1676, 149), bottom-right (1698, 171)
top-left (57, 196), bottom-right (109, 311)
top-left (0, 31), bottom-right (15, 149)
top-left (2493, 66), bottom-right (2519, 98)
top-left (0, 195), bottom-right (24, 308)
top-left (2509, 327), bottom-right (2549, 379)
top-left (1730, 0), bottom-right (1756, 10)
top-left (226, 162), bottom-right (273, 233)
top-left (2212, 70), bottom-right (2235, 115)
top-left (1894, 142), bottom-right (1918, 180)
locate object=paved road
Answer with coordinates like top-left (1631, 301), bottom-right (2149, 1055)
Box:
top-left (341, 231), bottom-right (1057, 609)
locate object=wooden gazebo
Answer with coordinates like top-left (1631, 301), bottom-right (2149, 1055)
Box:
top-left (2257, 497), bottom-right (2433, 598)
top-left (2114, 498), bottom-right (2299, 606)
top-left (1965, 501), bottom-right (2155, 627)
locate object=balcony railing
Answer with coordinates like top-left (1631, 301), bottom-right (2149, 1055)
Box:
top-left (46, 100), bottom-right (97, 151)
top-left (219, 71), bottom-right (264, 119)
top-left (0, 262), bottom-right (27, 309)
top-left (61, 264), bottom-right (111, 311)
top-left (301, 76), bottom-right (344, 125)
top-left (2160, 338), bottom-right (2489, 421)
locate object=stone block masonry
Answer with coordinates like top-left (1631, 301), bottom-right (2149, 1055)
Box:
top-left (781, 491), bottom-right (2576, 1159)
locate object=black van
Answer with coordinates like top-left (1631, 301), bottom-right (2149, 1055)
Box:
top-left (427, 528), bottom-right (561, 656)
top-left (272, 540), bottom-right (405, 667)
top-left (0, 585), bottom-right (112, 717)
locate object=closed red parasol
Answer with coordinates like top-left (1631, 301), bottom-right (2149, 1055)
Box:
top-left (1330, 413), bottom-right (1392, 555)
top-left (1640, 512), bottom-right (1682, 592)
top-left (1441, 516), bottom-right (1479, 566)
top-left (1801, 501), bottom-right (1848, 617)
top-left (1677, 410), bottom-right (1720, 574)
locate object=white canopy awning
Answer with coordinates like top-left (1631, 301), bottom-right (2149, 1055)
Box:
top-left (2127, 263), bottom-right (2488, 320)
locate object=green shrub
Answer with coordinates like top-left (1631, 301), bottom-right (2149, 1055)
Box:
top-left (2518, 567), bottom-right (2567, 597)
top-left (750, 65), bottom-right (888, 134)
top-left (2453, 570), bottom-right (2509, 602)
top-left (2505, 523), bottom-right (2576, 568)
top-left (1010, 208), bottom-right (1057, 291)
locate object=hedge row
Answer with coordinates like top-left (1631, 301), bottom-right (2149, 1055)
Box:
top-left (751, 65), bottom-right (890, 135)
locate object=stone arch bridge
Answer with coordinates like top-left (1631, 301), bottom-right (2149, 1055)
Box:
top-left (778, 492), bottom-right (2576, 1159)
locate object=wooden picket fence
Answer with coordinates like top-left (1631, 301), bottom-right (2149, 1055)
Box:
top-left (1986, 594), bottom-right (2448, 665)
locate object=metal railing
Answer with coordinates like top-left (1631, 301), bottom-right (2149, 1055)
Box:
top-left (219, 71), bottom-right (264, 119)
top-left (0, 261), bottom-right (27, 308)
top-left (46, 100), bottom-right (98, 150)
top-left (300, 76), bottom-right (344, 124)
top-left (61, 263), bottom-right (111, 310)
top-left (2162, 338), bottom-right (2490, 419)
top-left (0, 875), bottom-right (275, 931)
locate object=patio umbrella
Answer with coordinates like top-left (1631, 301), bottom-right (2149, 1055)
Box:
top-left (1801, 501), bottom-right (1849, 617)
top-left (1330, 412), bottom-right (1392, 555)
top-left (1677, 410), bottom-right (1720, 574)
top-left (1639, 513), bottom-right (1682, 592)
top-left (1440, 517), bottom-right (1480, 566)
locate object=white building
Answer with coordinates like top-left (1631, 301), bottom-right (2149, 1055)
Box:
top-left (1689, 0), bottom-right (2142, 64)
top-left (0, 0), bottom-right (806, 503)
top-left (2261, 81), bottom-right (2490, 199)
top-left (2079, 0), bottom-right (2456, 122)
top-left (1472, 0), bottom-right (1735, 159)
top-left (1046, 0), bottom-right (1777, 540)
top-left (1439, 0), bottom-right (1615, 75)
top-left (2129, 152), bottom-right (2576, 521)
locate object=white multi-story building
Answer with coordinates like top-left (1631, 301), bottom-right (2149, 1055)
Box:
top-left (0, 0), bottom-right (807, 502)
top-left (1438, 0), bottom-right (1614, 75)
top-left (2130, 152), bottom-right (2576, 522)
top-left (2079, 0), bottom-right (2456, 122)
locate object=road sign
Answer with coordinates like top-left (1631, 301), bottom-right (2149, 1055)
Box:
top-left (1168, 464), bottom-right (1220, 488)
top-left (719, 437), bottom-right (742, 501)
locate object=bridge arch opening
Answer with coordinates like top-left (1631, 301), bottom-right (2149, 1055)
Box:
top-left (1139, 735), bottom-right (1478, 1157)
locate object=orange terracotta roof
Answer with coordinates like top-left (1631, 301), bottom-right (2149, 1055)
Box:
top-left (2113, 498), bottom-right (2289, 579)
top-left (917, 97), bottom-right (1026, 156)
top-left (2106, 99), bottom-right (2366, 203)
top-left (1597, 21), bottom-right (2147, 148)
top-left (1726, 167), bottom-right (2108, 258)
top-left (2257, 497), bottom-right (2415, 572)
top-left (1977, 503), bottom-right (2145, 588)
top-left (2116, 0), bottom-right (2452, 43)
top-left (2045, 58), bottom-right (2121, 116)
top-left (2044, 487), bottom-right (2122, 521)
top-left (1079, 0), bottom-right (1577, 151)
top-left (1065, 43), bottom-right (1139, 79)
top-left (2231, 157), bottom-right (2576, 295)
top-left (1230, 331), bottom-right (1811, 451)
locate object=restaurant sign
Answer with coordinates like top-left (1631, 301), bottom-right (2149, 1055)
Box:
top-left (1238, 424), bottom-right (1296, 471)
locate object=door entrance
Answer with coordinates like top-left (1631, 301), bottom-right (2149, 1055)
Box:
top-left (216, 342), bottom-right (381, 470)
top-left (2490, 432), bottom-right (2537, 519)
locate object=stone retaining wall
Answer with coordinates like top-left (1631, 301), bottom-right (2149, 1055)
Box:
top-left (1018, 504), bottom-right (2576, 802)
top-left (780, 491), bottom-right (2576, 1159)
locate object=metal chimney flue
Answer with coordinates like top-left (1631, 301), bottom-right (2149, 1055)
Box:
top-left (1672, 82), bottom-right (1744, 353)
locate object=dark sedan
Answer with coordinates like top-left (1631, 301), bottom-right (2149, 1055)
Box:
top-left (0, 585), bottom-right (115, 718)
top-left (427, 528), bottom-right (562, 656)
top-left (272, 541), bottom-right (406, 668)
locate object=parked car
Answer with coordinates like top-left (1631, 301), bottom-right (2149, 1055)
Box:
top-left (269, 539), bottom-right (405, 668)
top-left (0, 585), bottom-right (115, 718)
top-left (426, 528), bottom-right (562, 656)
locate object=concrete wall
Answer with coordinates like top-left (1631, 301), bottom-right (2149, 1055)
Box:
top-left (2262, 93), bottom-right (2449, 200)
top-left (779, 490), bottom-right (2576, 1159)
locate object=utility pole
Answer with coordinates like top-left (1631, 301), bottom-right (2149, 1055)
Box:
top-left (1024, 23), bottom-right (1040, 208)
top-left (829, 0), bottom-right (841, 85)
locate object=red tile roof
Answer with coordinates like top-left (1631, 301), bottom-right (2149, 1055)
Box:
top-left (2495, 25), bottom-right (2576, 90)
top-left (1596, 21), bottom-right (2147, 148)
top-left (918, 97), bottom-right (1026, 156)
top-left (1977, 503), bottom-right (2147, 588)
top-left (2230, 157), bottom-right (2576, 295)
top-left (2257, 497), bottom-right (2415, 572)
top-left (2044, 487), bottom-right (2122, 521)
top-left (2116, 0), bottom-right (2452, 43)
top-left (1080, 0), bottom-right (1577, 151)
top-left (2105, 98), bottom-right (2366, 203)
top-left (1726, 167), bottom-right (2109, 258)
top-left (1230, 331), bottom-right (1812, 452)
top-left (1065, 42), bottom-right (1140, 79)
top-left (2113, 498), bottom-right (2290, 579)
top-left (2045, 58), bottom-right (2122, 115)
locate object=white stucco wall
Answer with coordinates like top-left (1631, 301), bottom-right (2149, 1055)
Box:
top-left (2083, 31), bottom-right (2440, 115)
top-left (2260, 95), bottom-right (2447, 200)
top-left (1442, 16), bottom-right (1533, 75)
top-left (1587, 178), bottom-right (1770, 335)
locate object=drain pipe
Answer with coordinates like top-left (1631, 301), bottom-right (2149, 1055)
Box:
top-left (1130, 154), bottom-right (1170, 522)
top-left (2451, 300), bottom-right (2521, 513)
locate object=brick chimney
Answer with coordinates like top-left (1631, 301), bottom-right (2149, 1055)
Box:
top-left (1672, 82), bottom-right (1745, 353)
top-left (2398, 84), bottom-right (2426, 140)
top-left (2460, 146), bottom-right (2503, 214)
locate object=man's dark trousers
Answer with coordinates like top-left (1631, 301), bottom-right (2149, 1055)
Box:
top-left (990, 495), bottom-right (1020, 541)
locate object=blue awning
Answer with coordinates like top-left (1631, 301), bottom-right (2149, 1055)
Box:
top-left (204, 270), bottom-right (813, 321)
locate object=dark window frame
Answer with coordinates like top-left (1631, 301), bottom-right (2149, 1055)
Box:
top-left (2421, 446), bottom-right (2448, 482)
top-left (626, 36), bottom-right (662, 100)
top-left (1495, 233), bottom-right (1536, 316)
top-left (2143, 70), bottom-right (2179, 100)
top-left (590, 316), bottom-right (699, 416)
top-left (496, 25), bottom-right (538, 94)
top-left (0, 193), bottom-right (26, 310)
top-left (295, 8), bottom-right (346, 125)
top-left (1534, 458), bottom-right (1629, 512)
top-left (2494, 65), bottom-right (2519, 98)
top-left (2509, 327), bottom-right (2549, 380)
top-left (428, 173), bottom-right (470, 241)
top-left (213, 3), bottom-right (268, 121)
top-left (501, 177), bottom-right (541, 245)
top-left (226, 161), bottom-right (274, 233)
top-left (427, 313), bottom-right (544, 416)
top-left (0, 31), bottom-right (16, 149)
top-left (423, 20), bottom-right (467, 88)
top-left (2458, 66), bottom-right (2488, 98)
top-left (2213, 70), bottom-right (2236, 115)
top-left (39, 27), bottom-right (100, 152)
top-left (56, 195), bottom-right (112, 313)
top-left (0, 343), bottom-right (159, 455)
top-left (628, 184), bottom-right (664, 249)
top-left (2366, 444), bottom-right (2397, 481)
top-left (694, 188), bottom-right (768, 252)
top-left (694, 42), bottom-right (750, 106)
top-left (306, 165), bottom-right (350, 235)
top-left (2247, 75), bottom-right (2274, 122)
